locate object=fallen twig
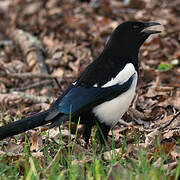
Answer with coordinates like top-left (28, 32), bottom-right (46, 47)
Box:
top-left (11, 91), bottom-right (54, 104)
top-left (118, 119), bottom-right (131, 127)
top-left (6, 72), bottom-right (61, 79)
top-left (10, 29), bottom-right (54, 96)
top-left (129, 107), bottom-right (151, 121)
top-left (10, 80), bottom-right (53, 91)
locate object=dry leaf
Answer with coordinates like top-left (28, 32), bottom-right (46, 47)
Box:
top-left (30, 131), bottom-right (43, 151)
top-left (7, 142), bottom-right (23, 154)
top-left (103, 148), bottom-right (123, 161)
top-left (163, 130), bottom-right (174, 139)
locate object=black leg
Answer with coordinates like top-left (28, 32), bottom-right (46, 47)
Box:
top-left (80, 112), bottom-right (95, 144)
top-left (96, 121), bottom-right (110, 146)
top-left (83, 123), bottom-right (93, 144)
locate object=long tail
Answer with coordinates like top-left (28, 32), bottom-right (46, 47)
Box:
top-left (0, 110), bottom-right (51, 140)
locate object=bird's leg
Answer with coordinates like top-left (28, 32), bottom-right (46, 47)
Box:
top-left (96, 121), bottom-right (110, 147)
top-left (83, 123), bottom-right (93, 144)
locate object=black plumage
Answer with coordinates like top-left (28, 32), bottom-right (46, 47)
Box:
top-left (0, 21), bottom-right (161, 144)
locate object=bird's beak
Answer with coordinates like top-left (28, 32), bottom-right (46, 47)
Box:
top-left (142, 22), bottom-right (161, 34)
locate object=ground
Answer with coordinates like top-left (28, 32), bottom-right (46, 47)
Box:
top-left (0, 0), bottom-right (180, 179)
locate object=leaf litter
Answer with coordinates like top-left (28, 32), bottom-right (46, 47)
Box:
top-left (0, 0), bottom-right (179, 178)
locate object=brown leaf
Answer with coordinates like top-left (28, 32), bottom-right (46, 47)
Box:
top-left (168, 90), bottom-right (180, 110)
top-left (154, 142), bottom-right (174, 155)
top-left (144, 129), bottom-right (161, 148)
top-left (52, 68), bottom-right (64, 77)
top-left (103, 148), bottom-right (123, 161)
top-left (159, 115), bottom-right (174, 125)
top-left (163, 130), bottom-right (174, 139)
top-left (7, 141), bottom-right (23, 154)
top-left (30, 131), bottom-right (43, 151)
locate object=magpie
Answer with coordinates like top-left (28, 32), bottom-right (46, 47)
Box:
top-left (0, 21), bottom-right (161, 144)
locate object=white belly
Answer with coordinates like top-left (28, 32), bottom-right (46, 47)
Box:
top-left (92, 73), bottom-right (137, 127)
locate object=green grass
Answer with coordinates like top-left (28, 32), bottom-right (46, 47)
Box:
top-left (0, 128), bottom-right (180, 180)
top-left (0, 109), bottom-right (180, 179)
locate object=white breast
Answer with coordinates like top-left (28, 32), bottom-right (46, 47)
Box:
top-left (92, 63), bottom-right (137, 127)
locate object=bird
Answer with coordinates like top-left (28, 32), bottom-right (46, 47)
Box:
top-left (0, 21), bottom-right (161, 144)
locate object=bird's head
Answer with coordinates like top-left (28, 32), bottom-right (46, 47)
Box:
top-left (114, 21), bottom-right (161, 45)
top-left (105, 21), bottom-right (161, 59)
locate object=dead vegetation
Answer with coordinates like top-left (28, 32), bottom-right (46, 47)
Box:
top-left (0, 0), bottom-right (179, 178)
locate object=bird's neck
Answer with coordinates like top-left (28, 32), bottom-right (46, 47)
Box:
top-left (100, 47), bottom-right (139, 72)
top-left (102, 37), bottom-right (139, 72)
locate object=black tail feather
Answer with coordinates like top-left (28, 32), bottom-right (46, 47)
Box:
top-left (49, 114), bottom-right (69, 128)
top-left (0, 110), bottom-right (51, 141)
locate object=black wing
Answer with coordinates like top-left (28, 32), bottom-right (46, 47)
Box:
top-left (46, 73), bottom-right (135, 122)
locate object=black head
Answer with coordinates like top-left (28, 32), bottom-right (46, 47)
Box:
top-left (114, 21), bottom-right (160, 44)
top-left (104, 21), bottom-right (161, 60)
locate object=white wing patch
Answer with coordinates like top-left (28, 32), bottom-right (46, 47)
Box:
top-left (72, 81), bottom-right (77, 86)
top-left (92, 69), bottom-right (137, 127)
top-left (101, 63), bottom-right (136, 88)
top-left (93, 63), bottom-right (136, 88)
